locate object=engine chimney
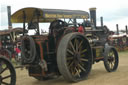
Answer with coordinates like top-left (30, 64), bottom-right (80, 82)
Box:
top-left (116, 24), bottom-right (119, 35)
top-left (126, 25), bottom-right (128, 34)
top-left (89, 8), bottom-right (96, 27)
top-left (100, 16), bottom-right (103, 27)
top-left (7, 6), bottom-right (12, 29)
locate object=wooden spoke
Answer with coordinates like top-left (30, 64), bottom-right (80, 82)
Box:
top-left (80, 58), bottom-right (88, 62)
top-left (69, 41), bottom-right (76, 52)
top-left (81, 48), bottom-right (87, 54)
top-left (0, 66), bottom-right (8, 74)
top-left (70, 69), bottom-right (74, 75)
top-left (110, 62), bottom-right (114, 69)
top-left (2, 75), bottom-right (11, 80)
top-left (112, 61), bottom-right (115, 67)
top-left (80, 61), bottom-right (85, 67)
top-left (113, 58), bottom-right (115, 63)
top-left (68, 61), bottom-right (74, 68)
top-left (1, 81), bottom-right (10, 85)
top-left (79, 45), bottom-right (82, 52)
top-left (67, 49), bottom-right (74, 55)
top-left (78, 40), bottom-right (83, 52)
top-left (108, 62), bottom-right (111, 68)
top-left (67, 56), bottom-right (74, 60)
top-left (78, 64), bottom-right (86, 72)
top-left (108, 61), bottom-right (113, 69)
top-left (70, 66), bottom-right (75, 75)
top-left (74, 39), bottom-right (79, 52)
top-left (78, 40), bottom-right (83, 48)
top-left (75, 67), bottom-right (80, 77)
top-left (80, 54), bottom-right (85, 57)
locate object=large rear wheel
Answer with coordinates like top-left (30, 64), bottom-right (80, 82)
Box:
top-left (57, 33), bottom-right (92, 82)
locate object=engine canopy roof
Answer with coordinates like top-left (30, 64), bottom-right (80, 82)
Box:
top-left (11, 7), bottom-right (89, 23)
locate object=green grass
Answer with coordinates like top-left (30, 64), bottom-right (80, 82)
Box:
top-left (118, 50), bottom-right (128, 57)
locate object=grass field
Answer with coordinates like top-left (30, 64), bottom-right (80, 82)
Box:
top-left (15, 51), bottom-right (128, 85)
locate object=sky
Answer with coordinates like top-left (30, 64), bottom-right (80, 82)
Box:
top-left (0, 0), bottom-right (128, 31)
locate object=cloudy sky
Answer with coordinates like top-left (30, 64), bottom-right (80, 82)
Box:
top-left (0, 0), bottom-right (128, 31)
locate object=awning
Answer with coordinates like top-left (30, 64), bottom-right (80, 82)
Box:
top-left (11, 7), bottom-right (89, 23)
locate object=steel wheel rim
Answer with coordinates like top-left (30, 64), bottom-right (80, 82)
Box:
top-left (66, 36), bottom-right (90, 79)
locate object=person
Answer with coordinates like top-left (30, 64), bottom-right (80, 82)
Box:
top-left (15, 47), bottom-right (21, 56)
top-left (14, 45), bottom-right (21, 61)
top-left (78, 25), bottom-right (84, 34)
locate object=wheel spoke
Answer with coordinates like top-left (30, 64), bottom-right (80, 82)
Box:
top-left (70, 66), bottom-right (75, 75)
top-left (108, 61), bottom-right (111, 68)
top-left (75, 67), bottom-right (80, 77)
top-left (108, 61), bottom-right (113, 69)
top-left (80, 54), bottom-right (85, 57)
top-left (67, 49), bottom-right (74, 55)
top-left (78, 40), bottom-right (83, 52)
top-left (1, 81), bottom-right (10, 85)
top-left (80, 48), bottom-right (87, 54)
top-left (78, 64), bottom-right (86, 72)
top-left (74, 39), bottom-right (79, 52)
top-left (78, 45), bottom-right (82, 52)
top-left (68, 61), bottom-right (74, 68)
top-left (110, 62), bottom-right (114, 69)
top-left (69, 41), bottom-right (76, 53)
top-left (2, 75), bottom-right (11, 80)
top-left (0, 67), bottom-right (8, 74)
top-left (80, 58), bottom-right (88, 62)
top-left (67, 56), bottom-right (74, 60)
top-left (80, 61), bottom-right (85, 67)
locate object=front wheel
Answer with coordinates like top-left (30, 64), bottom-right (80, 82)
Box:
top-left (0, 56), bottom-right (16, 85)
top-left (104, 47), bottom-right (119, 72)
top-left (57, 33), bottom-right (92, 82)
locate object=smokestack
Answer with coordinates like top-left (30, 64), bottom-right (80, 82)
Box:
top-left (7, 6), bottom-right (12, 29)
top-left (89, 8), bottom-right (96, 27)
top-left (126, 25), bottom-right (128, 34)
top-left (100, 16), bottom-right (103, 27)
top-left (116, 24), bottom-right (119, 35)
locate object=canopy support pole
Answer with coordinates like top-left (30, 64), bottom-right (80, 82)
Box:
top-left (36, 9), bottom-right (40, 35)
top-left (23, 11), bottom-right (26, 36)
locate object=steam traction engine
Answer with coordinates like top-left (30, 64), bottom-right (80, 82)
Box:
top-left (108, 24), bottom-right (128, 51)
top-left (11, 7), bottom-right (119, 82)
